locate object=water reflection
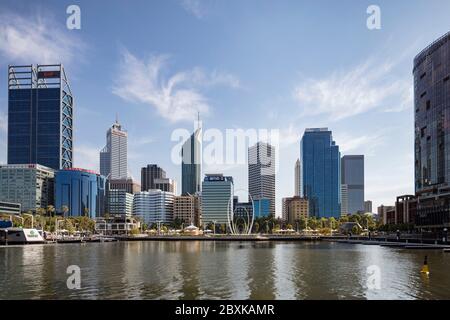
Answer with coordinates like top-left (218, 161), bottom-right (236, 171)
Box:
top-left (1, 241), bottom-right (450, 300)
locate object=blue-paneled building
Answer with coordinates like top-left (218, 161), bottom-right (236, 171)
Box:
top-left (55, 168), bottom-right (106, 218)
top-left (301, 128), bottom-right (341, 218)
top-left (253, 198), bottom-right (270, 218)
top-left (7, 65), bottom-right (73, 170)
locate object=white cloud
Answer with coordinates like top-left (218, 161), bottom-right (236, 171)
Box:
top-left (0, 12), bottom-right (84, 65)
top-left (293, 59), bottom-right (412, 120)
top-left (335, 131), bottom-right (385, 156)
top-left (74, 145), bottom-right (100, 172)
top-left (180, 0), bottom-right (207, 19)
top-left (0, 110), bottom-right (7, 133)
top-left (112, 50), bottom-right (239, 123)
top-left (279, 124), bottom-right (301, 148)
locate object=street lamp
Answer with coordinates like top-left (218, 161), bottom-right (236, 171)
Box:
top-left (157, 221), bottom-right (162, 236)
top-left (212, 220), bottom-right (217, 235)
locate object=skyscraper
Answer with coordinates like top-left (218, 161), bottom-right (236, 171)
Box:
top-left (341, 184), bottom-right (348, 216)
top-left (141, 164), bottom-right (166, 191)
top-left (295, 158), bottom-right (301, 196)
top-left (7, 64), bottom-right (73, 170)
top-left (248, 142), bottom-right (276, 217)
top-left (181, 128), bottom-right (202, 195)
top-left (201, 174), bottom-right (233, 226)
top-left (364, 200), bottom-right (373, 213)
top-left (413, 31), bottom-right (450, 229)
top-left (341, 155), bottom-right (364, 214)
top-left (100, 119), bottom-right (127, 179)
top-left (301, 128), bottom-right (341, 218)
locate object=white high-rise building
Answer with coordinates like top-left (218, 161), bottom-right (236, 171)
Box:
top-left (295, 158), bottom-right (301, 196)
top-left (132, 190), bottom-right (174, 224)
top-left (248, 142), bottom-right (276, 217)
top-left (100, 119), bottom-right (128, 180)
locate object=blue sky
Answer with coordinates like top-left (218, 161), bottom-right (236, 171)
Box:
top-left (1, 0), bottom-right (450, 215)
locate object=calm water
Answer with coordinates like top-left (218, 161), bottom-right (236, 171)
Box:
top-left (1, 241), bottom-right (450, 300)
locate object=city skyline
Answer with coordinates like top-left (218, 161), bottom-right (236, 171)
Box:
top-left (3, 1), bottom-right (450, 214)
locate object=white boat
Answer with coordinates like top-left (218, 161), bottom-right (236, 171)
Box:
top-left (1, 228), bottom-right (45, 244)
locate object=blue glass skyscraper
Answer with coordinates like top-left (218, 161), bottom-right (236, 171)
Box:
top-left (7, 65), bottom-right (73, 170)
top-left (301, 128), bottom-right (341, 218)
top-left (55, 168), bottom-right (106, 218)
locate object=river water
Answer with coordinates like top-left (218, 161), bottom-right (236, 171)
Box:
top-left (1, 241), bottom-right (449, 299)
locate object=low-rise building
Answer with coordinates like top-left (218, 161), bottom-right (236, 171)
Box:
top-left (0, 201), bottom-right (21, 215)
top-left (173, 195), bottom-right (201, 226)
top-left (0, 164), bottom-right (55, 212)
top-left (95, 215), bottom-right (140, 235)
top-left (107, 189), bottom-right (134, 216)
top-left (284, 196), bottom-right (309, 224)
top-left (108, 178), bottom-right (141, 194)
top-left (133, 190), bottom-right (174, 224)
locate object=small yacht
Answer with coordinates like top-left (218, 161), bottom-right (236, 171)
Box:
top-left (0, 228), bottom-right (45, 245)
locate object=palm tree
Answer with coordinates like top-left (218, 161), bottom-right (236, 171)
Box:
top-left (62, 205), bottom-right (69, 218)
top-left (46, 205), bottom-right (55, 218)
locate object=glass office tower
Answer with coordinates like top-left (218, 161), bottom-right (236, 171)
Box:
top-left (301, 128), bottom-right (341, 218)
top-left (55, 168), bottom-right (106, 218)
top-left (413, 32), bottom-right (450, 228)
top-left (181, 128), bottom-right (202, 195)
top-left (7, 65), bottom-right (73, 170)
top-left (341, 155), bottom-right (365, 214)
top-left (201, 174), bottom-right (234, 226)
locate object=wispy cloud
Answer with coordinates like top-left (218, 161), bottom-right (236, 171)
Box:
top-left (0, 11), bottom-right (85, 65)
top-left (293, 58), bottom-right (412, 121)
top-left (74, 145), bottom-right (100, 171)
top-left (0, 110), bottom-right (7, 133)
top-left (335, 131), bottom-right (386, 156)
top-left (180, 0), bottom-right (207, 19)
top-left (112, 49), bottom-right (239, 123)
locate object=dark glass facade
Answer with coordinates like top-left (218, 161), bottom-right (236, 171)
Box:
top-left (55, 168), bottom-right (106, 218)
top-left (301, 128), bottom-right (341, 218)
top-left (141, 164), bottom-right (166, 191)
top-left (412, 32), bottom-right (450, 230)
top-left (341, 155), bottom-right (364, 214)
top-left (414, 33), bottom-right (450, 194)
top-left (7, 65), bottom-right (73, 170)
top-left (182, 128), bottom-right (202, 195)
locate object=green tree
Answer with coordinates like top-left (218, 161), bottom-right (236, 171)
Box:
top-left (62, 205), bottom-right (69, 218)
top-left (130, 228), bottom-right (140, 235)
top-left (253, 221), bottom-right (259, 233)
top-left (297, 217), bottom-right (307, 230)
top-left (329, 217), bottom-right (337, 230)
top-left (46, 205), bottom-right (55, 218)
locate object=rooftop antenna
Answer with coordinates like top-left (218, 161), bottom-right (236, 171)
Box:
top-left (115, 112), bottom-right (119, 124)
top-left (197, 111), bottom-right (201, 130)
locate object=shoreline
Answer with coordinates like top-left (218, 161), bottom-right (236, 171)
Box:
top-left (2, 235), bottom-right (450, 250)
